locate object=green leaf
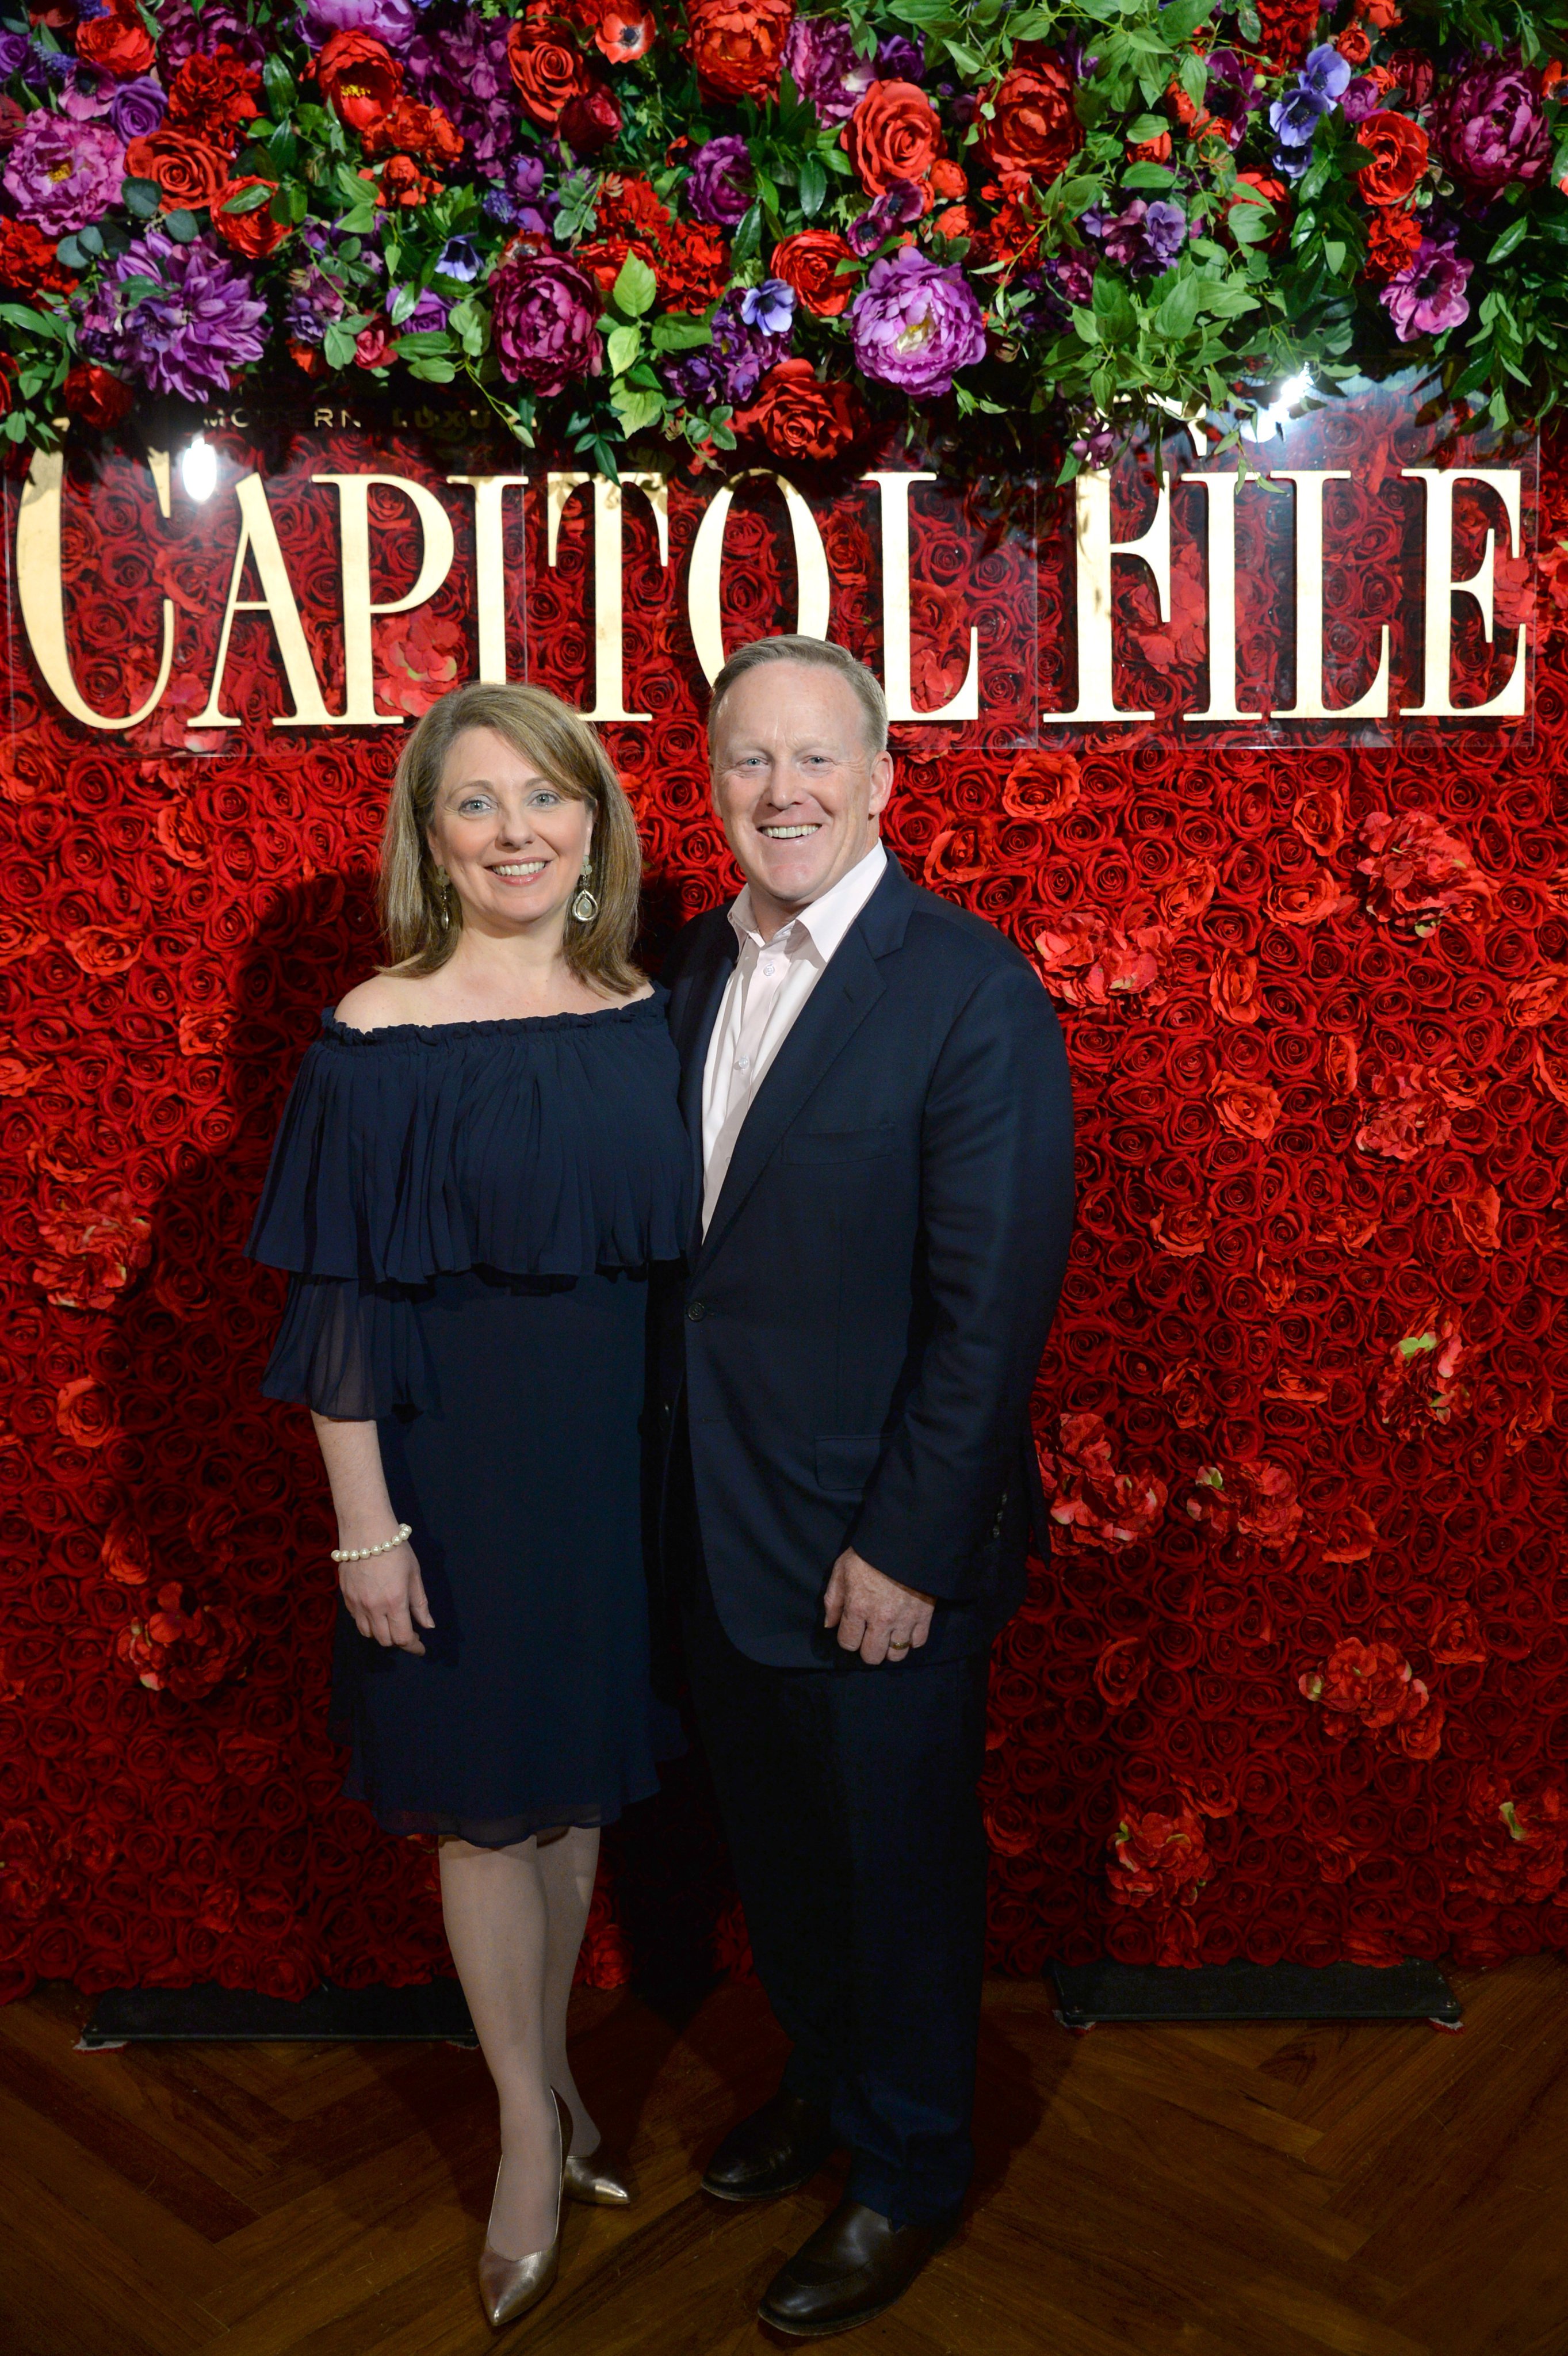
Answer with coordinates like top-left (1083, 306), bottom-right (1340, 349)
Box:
top-left (393, 330), bottom-right (457, 356)
top-left (1154, 276), bottom-right (1203, 340)
top-left (1487, 215), bottom-right (1530, 265)
top-left (1122, 161), bottom-right (1176, 190)
top-left (262, 52), bottom-right (295, 119)
top-left (1156, 0), bottom-right (1215, 40)
top-left (0, 300), bottom-right (70, 341)
top-left (732, 201), bottom-right (762, 265)
top-left (1127, 114), bottom-right (1169, 144)
top-left (799, 151), bottom-right (827, 218)
top-left (164, 210), bottom-right (200, 244)
top-left (406, 355), bottom-right (457, 383)
top-left (651, 311), bottom-right (713, 351)
top-left (1091, 269), bottom-right (1137, 343)
top-left (605, 320), bottom-right (642, 375)
top-left (389, 282), bottom-right (422, 327)
top-left (121, 177), bottom-right (162, 220)
top-left (611, 251), bottom-right (657, 318)
top-left (610, 380), bottom-right (664, 436)
top-left (222, 182), bottom-right (272, 215)
top-left (322, 323), bottom-right (359, 369)
top-left (53, 235), bottom-right (88, 271)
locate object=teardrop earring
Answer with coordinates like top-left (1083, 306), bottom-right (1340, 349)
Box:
top-left (435, 867), bottom-right (453, 931)
top-left (571, 865), bottom-right (599, 925)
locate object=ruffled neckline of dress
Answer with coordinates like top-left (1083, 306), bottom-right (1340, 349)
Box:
top-left (319, 987), bottom-right (664, 1047)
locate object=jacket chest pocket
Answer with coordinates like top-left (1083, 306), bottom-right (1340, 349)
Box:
top-left (783, 1124), bottom-right (896, 1166)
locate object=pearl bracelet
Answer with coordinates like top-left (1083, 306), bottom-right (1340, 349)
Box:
top-left (332, 1523), bottom-right (412, 1565)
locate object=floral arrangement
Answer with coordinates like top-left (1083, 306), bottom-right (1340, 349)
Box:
top-left (1, 0), bottom-right (1566, 469)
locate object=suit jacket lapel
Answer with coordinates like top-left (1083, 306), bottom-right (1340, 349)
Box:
top-left (672, 925), bottom-right (737, 1250)
top-left (695, 923), bottom-right (887, 1273)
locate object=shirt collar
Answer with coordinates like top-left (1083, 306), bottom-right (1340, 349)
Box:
top-left (728, 841), bottom-right (888, 961)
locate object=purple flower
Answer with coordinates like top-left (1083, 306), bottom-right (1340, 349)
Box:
top-left (687, 134), bottom-right (753, 227)
top-left (111, 75), bottom-right (167, 140)
top-left (283, 261), bottom-right (346, 346)
top-left (1269, 80), bottom-right (1332, 147)
top-left (783, 14), bottom-right (875, 124)
top-left (1047, 249), bottom-right (1097, 307)
top-left (849, 245), bottom-right (986, 400)
top-left (1083, 197), bottom-right (1186, 276)
top-left (490, 253), bottom-right (601, 397)
top-left (847, 178), bottom-right (925, 257)
top-left (405, 9), bottom-right (514, 175)
top-left (435, 235), bottom-right (483, 282)
top-left (301, 0), bottom-right (419, 51)
top-left (1302, 44), bottom-right (1352, 104)
top-left (740, 277), bottom-right (796, 335)
top-left (0, 31), bottom-right (28, 78)
top-left (1203, 49), bottom-right (1260, 138)
top-left (2, 114), bottom-right (124, 237)
top-left (661, 288), bottom-right (789, 408)
top-left (59, 63), bottom-right (115, 120)
top-left (1381, 237), bottom-right (1474, 341)
top-left (1435, 58), bottom-right (1551, 196)
top-left (394, 286), bottom-right (450, 333)
top-left (1340, 76), bottom-right (1383, 125)
top-left (156, 0), bottom-right (266, 71)
top-left (876, 32), bottom-right (924, 83)
top-left (78, 230), bottom-right (267, 401)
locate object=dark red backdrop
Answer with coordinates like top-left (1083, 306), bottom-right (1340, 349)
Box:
top-left (2, 398), bottom-right (1566, 2002)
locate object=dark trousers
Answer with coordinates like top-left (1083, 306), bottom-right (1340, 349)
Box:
top-left (678, 1523), bottom-right (989, 2226)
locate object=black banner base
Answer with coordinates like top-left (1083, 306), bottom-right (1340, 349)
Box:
top-left (1047, 1958), bottom-right (1461, 2030)
top-left (80, 1980), bottom-right (477, 2049)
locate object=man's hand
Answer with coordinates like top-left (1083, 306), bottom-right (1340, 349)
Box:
top-left (823, 1548), bottom-right (935, 1664)
top-left (340, 1543), bottom-right (434, 1655)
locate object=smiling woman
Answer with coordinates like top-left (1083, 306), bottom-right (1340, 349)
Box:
top-left (246, 677), bottom-right (691, 2325)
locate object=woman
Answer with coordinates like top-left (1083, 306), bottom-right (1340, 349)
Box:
top-left (248, 682), bottom-right (690, 2328)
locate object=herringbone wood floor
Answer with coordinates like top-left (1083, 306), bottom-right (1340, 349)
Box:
top-left (3, 1957), bottom-right (1565, 2356)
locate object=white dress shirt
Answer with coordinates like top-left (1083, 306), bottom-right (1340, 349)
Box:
top-left (700, 841), bottom-right (888, 1234)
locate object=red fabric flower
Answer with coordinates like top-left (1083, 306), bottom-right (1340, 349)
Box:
top-left (0, 217), bottom-right (78, 298)
top-left (979, 51), bottom-right (1081, 190)
top-left (75, 0), bottom-right (154, 78)
top-left (843, 79), bottom-right (943, 198)
top-left (124, 131), bottom-right (232, 213)
top-left (770, 229), bottom-right (858, 318)
top-left (1353, 110), bottom-right (1430, 206)
top-left (733, 359), bottom-right (865, 463)
top-left (316, 30), bottom-right (403, 133)
top-left (507, 22), bottom-right (592, 126)
top-left (686, 0), bottom-right (791, 101)
top-left (362, 98), bottom-right (463, 171)
top-left (213, 180), bottom-right (291, 261)
top-left (165, 48), bottom-right (263, 140)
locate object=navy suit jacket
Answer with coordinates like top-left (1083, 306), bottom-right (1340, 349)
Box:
top-left (653, 853), bottom-right (1076, 1670)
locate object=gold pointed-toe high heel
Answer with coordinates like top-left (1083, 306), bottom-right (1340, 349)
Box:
top-left (478, 2092), bottom-right (568, 2330)
top-left (563, 2151), bottom-right (633, 2208)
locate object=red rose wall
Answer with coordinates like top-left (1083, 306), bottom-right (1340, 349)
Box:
top-left (2, 389), bottom-right (1567, 2003)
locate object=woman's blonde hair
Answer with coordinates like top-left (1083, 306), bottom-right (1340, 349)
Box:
top-left (380, 681), bottom-right (643, 995)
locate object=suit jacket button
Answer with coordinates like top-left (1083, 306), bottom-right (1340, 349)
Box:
top-left (686, 1300), bottom-right (706, 1322)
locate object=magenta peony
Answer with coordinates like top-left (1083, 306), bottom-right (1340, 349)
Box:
top-left (1435, 56), bottom-right (1551, 194)
top-left (2, 114), bottom-right (124, 238)
top-left (489, 253), bottom-right (602, 396)
top-left (848, 243), bottom-right (986, 399)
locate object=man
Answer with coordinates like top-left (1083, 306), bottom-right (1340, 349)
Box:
top-left (655, 634), bottom-right (1074, 2338)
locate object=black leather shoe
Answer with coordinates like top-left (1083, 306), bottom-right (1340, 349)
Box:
top-left (758, 2197), bottom-right (955, 2338)
top-left (701, 2088), bottom-right (836, 2203)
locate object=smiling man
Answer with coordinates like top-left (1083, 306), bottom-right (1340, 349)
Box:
top-left (654, 636), bottom-right (1076, 2338)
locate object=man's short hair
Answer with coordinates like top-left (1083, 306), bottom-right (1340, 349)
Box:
top-left (707, 635), bottom-right (889, 759)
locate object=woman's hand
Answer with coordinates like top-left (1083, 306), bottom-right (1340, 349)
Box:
top-left (339, 1540), bottom-right (435, 1654)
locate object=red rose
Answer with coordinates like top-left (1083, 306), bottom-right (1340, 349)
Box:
top-left (55, 1377), bottom-right (118, 1449)
top-left (0, 217), bottom-right (78, 298)
top-left (212, 178), bottom-right (291, 260)
top-left (75, 0), bottom-right (155, 78)
top-left (373, 153), bottom-right (438, 208)
top-left (355, 316), bottom-right (393, 368)
top-left (1353, 110), bottom-right (1429, 205)
top-left (60, 361), bottom-right (132, 430)
top-left (980, 52), bottom-right (1081, 190)
top-left (843, 79), bottom-right (943, 198)
top-left (1210, 1070), bottom-right (1282, 1140)
top-left (733, 359), bottom-right (866, 464)
top-left (362, 98), bottom-right (463, 170)
top-left (1209, 947), bottom-right (1261, 1024)
top-left (1001, 747), bottom-right (1079, 820)
top-left (507, 22), bottom-right (591, 125)
top-left (316, 29), bottom-right (403, 132)
top-left (687, 0), bottom-right (791, 101)
top-left (559, 82), bottom-right (623, 153)
top-left (1357, 809), bottom-right (1491, 931)
top-left (770, 228), bottom-right (858, 318)
top-left (166, 47), bottom-right (262, 138)
top-left (124, 130), bottom-right (232, 212)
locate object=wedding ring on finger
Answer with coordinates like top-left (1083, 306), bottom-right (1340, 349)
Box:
top-left (886, 1637), bottom-right (912, 1656)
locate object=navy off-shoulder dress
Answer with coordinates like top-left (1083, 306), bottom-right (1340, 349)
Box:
top-left (247, 992), bottom-right (692, 1847)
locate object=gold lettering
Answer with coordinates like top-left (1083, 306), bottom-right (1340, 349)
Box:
top-left (1180, 471), bottom-right (1262, 724)
top-left (446, 474), bottom-right (529, 683)
top-left (1270, 469), bottom-right (1389, 721)
top-left (545, 471), bottom-right (668, 720)
top-left (1050, 468), bottom-right (1170, 724)
top-left (687, 469), bottom-right (830, 685)
top-left (861, 471), bottom-right (978, 721)
top-left (313, 473), bottom-right (456, 726)
top-left (192, 474), bottom-right (335, 728)
top-left (16, 448), bottom-right (175, 731)
top-left (1401, 466), bottom-right (1526, 719)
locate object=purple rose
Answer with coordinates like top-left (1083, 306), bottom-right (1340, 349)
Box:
top-left (156, 0), bottom-right (267, 71)
top-left (661, 288), bottom-right (788, 407)
top-left (1380, 237), bottom-right (1474, 341)
top-left (0, 31), bottom-right (28, 78)
top-left (490, 253), bottom-right (601, 396)
top-left (1435, 59), bottom-right (1551, 195)
top-left (876, 32), bottom-right (923, 83)
top-left (301, 0), bottom-right (418, 52)
top-left (77, 230), bottom-right (267, 400)
top-left (1047, 249), bottom-right (1096, 306)
top-left (783, 14), bottom-right (874, 124)
top-left (405, 9), bottom-right (514, 175)
top-left (111, 75), bottom-right (167, 141)
top-left (2, 114), bottom-right (124, 236)
top-left (395, 286), bottom-right (450, 332)
top-left (847, 177), bottom-right (925, 257)
top-left (687, 133), bottom-right (753, 227)
top-left (1340, 76), bottom-right (1382, 125)
top-left (849, 245), bottom-right (986, 400)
